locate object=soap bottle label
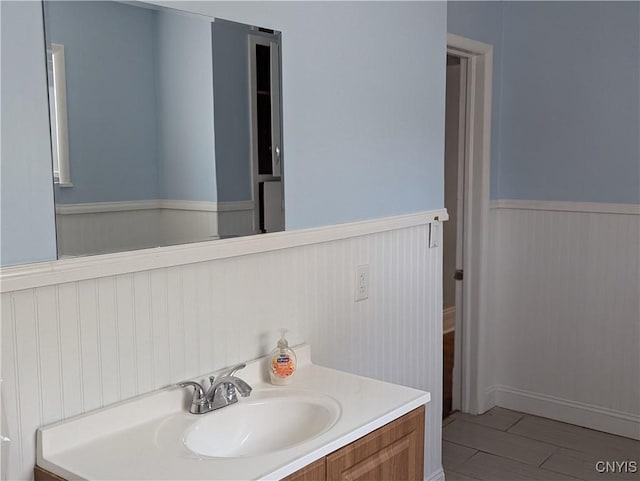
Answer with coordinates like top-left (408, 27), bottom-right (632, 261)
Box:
top-left (272, 353), bottom-right (294, 378)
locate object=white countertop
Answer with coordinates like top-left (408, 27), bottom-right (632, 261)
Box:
top-left (37, 345), bottom-right (430, 480)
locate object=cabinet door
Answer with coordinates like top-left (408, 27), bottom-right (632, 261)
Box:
top-left (326, 406), bottom-right (425, 481)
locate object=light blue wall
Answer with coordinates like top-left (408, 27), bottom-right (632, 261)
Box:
top-left (447, 1), bottom-right (504, 200)
top-left (448, 1), bottom-right (640, 204)
top-left (212, 19), bottom-right (253, 202)
top-left (1, 1), bottom-right (446, 264)
top-left (157, 1), bottom-right (448, 219)
top-left (276, 2), bottom-right (446, 229)
top-left (1, 1), bottom-right (57, 266)
top-left (44, 1), bottom-right (159, 203)
top-left (164, 1), bottom-right (446, 229)
top-left (499, 1), bottom-right (639, 203)
top-left (156, 9), bottom-right (217, 202)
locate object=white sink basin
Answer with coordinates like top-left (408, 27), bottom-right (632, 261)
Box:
top-left (182, 389), bottom-right (341, 458)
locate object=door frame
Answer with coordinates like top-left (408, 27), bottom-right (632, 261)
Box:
top-left (248, 32), bottom-right (283, 234)
top-left (446, 33), bottom-right (493, 415)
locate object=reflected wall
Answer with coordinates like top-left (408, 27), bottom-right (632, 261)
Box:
top-left (44, 1), bottom-right (283, 258)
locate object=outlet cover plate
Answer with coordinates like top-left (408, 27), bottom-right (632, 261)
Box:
top-left (355, 264), bottom-right (369, 301)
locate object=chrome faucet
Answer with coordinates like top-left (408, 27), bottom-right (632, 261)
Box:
top-left (178, 363), bottom-right (252, 414)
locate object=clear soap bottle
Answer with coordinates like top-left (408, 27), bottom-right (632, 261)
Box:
top-left (269, 329), bottom-right (297, 385)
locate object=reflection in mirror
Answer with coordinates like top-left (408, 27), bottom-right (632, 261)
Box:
top-left (43, 1), bottom-right (284, 258)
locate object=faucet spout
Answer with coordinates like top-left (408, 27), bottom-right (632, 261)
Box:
top-left (226, 376), bottom-right (252, 397)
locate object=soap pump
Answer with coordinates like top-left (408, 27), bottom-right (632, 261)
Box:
top-left (269, 329), bottom-right (297, 385)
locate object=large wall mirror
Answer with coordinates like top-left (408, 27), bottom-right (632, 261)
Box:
top-left (43, 1), bottom-right (284, 258)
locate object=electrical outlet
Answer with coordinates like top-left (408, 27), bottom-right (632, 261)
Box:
top-left (355, 264), bottom-right (369, 301)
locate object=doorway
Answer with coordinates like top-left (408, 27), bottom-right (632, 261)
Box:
top-left (248, 31), bottom-right (284, 234)
top-left (444, 34), bottom-right (493, 416)
top-left (443, 54), bottom-right (466, 418)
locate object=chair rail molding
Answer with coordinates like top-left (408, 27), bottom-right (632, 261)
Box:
top-left (0, 209), bottom-right (447, 292)
top-left (491, 199), bottom-right (640, 215)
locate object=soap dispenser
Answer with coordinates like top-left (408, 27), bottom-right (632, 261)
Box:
top-left (269, 329), bottom-right (297, 385)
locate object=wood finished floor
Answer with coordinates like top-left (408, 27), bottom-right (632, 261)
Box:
top-left (443, 330), bottom-right (454, 418)
top-left (443, 408), bottom-right (640, 481)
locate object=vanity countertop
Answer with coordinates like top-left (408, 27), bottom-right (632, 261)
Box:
top-left (37, 345), bottom-right (430, 480)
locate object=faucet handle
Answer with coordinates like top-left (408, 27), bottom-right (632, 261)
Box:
top-left (178, 381), bottom-right (205, 402)
top-left (179, 381), bottom-right (212, 414)
top-left (221, 363), bottom-right (246, 378)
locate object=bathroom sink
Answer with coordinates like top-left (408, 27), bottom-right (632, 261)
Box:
top-left (182, 389), bottom-right (341, 458)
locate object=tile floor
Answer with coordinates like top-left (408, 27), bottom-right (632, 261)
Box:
top-left (443, 408), bottom-right (640, 481)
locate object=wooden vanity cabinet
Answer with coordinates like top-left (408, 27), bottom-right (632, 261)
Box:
top-left (282, 458), bottom-right (327, 481)
top-left (284, 406), bottom-right (425, 481)
top-left (35, 406), bottom-right (425, 481)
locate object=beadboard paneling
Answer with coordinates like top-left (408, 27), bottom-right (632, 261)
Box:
top-left (488, 204), bottom-right (640, 438)
top-left (1, 221), bottom-right (442, 481)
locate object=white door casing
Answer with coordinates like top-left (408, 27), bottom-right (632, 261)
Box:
top-left (446, 33), bottom-right (493, 415)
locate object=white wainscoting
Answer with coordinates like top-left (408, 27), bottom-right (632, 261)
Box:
top-left (55, 200), bottom-right (256, 256)
top-left (487, 200), bottom-right (640, 439)
top-left (0, 212), bottom-right (444, 481)
top-left (159, 208), bottom-right (220, 246)
top-left (216, 207), bottom-right (255, 238)
top-left (56, 209), bottom-right (164, 257)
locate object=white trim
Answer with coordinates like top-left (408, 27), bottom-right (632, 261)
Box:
top-left (215, 200), bottom-right (255, 212)
top-left (426, 468), bottom-right (445, 481)
top-left (487, 385), bottom-right (640, 440)
top-left (447, 33), bottom-right (492, 56)
top-left (491, 199), bottom-right (640, 215)
top-left (50, 43), bottom-right (71, 187)
top-left (0, 209), bottom-right (447, 293)
top-left (159, 199), bottom-right (254, 212)
top-left (447, 33), bottom-right (493, 416)
top-left (270, 39), bottom-right (282, 178)
top-left (55, 200), bottom-right (255, 215)
top-left (55, 200), bottom-right (159, 214)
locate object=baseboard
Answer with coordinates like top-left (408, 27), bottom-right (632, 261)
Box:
top-left (478, 386), bottom-right (496, 415)
top-left (159, 199), bottom-right (254, 212)
top-left (487, 385), bottom-right (640, 440)
top-left (426, 467), bottom-right (445, 481)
